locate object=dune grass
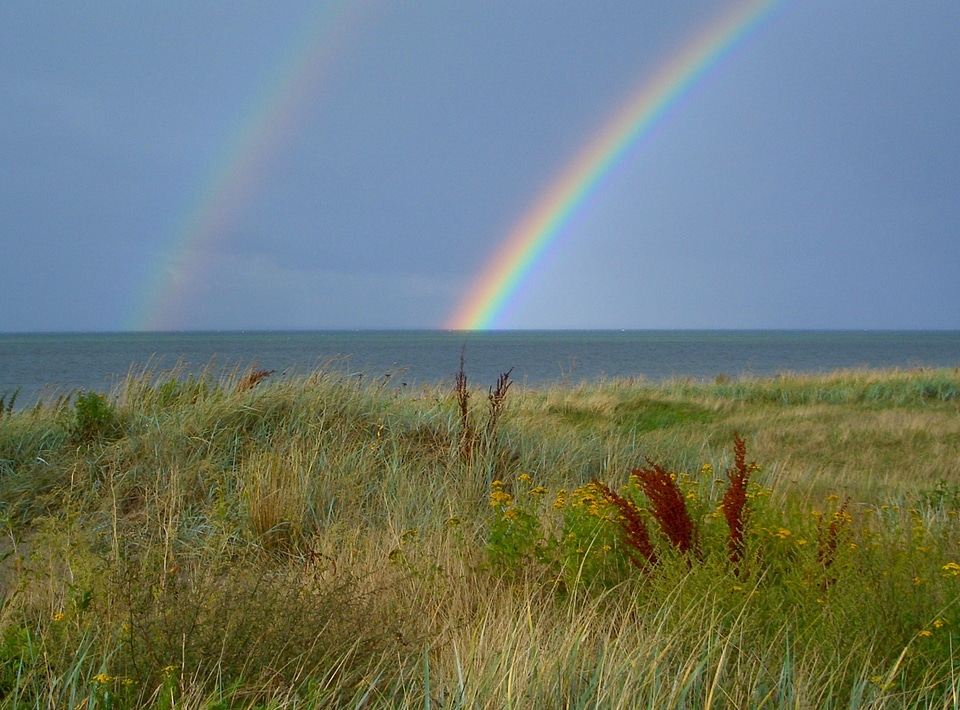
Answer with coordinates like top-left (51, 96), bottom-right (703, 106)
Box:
top-left (1, 363), bottom-right (959, 708)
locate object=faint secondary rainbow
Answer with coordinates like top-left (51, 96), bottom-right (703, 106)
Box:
top-left (446, 0), bottom-right (784, 330)
top-left (131, 1), bottom-right (364, 331)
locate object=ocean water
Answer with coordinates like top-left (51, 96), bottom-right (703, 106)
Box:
top-left (1, 330), bottom-right (959, 407)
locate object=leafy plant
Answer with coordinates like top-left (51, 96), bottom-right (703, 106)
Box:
top-left (485, 475), bottom-right (543, 571)
top-left (69, 390), bottom-right (122, 444)
top-left (0, 625), bottom-right (34, 698)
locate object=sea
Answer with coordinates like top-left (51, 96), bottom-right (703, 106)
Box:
top-left (2, 330), bottom-right (960, 408)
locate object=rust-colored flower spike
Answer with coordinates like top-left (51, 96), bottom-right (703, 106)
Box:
top-left (236, 367), bottom-right (275, 392)
top-left (593, 479), bottom-right (658, 569)
top-left (721, 432), bottom-right (752, 575)
top-left (817, 496), bottom-right (852, 572)
top-left (631, 461), bottom-right (700, 557)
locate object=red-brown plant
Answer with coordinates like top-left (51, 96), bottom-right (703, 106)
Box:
top-left (455, 349), bottom-right (474, 462)
top-left (721, 432), bottom-right (752, 575)
top-left (631, 461), bottom-right (700, 558)
top-left (816, 496), bottom-right (852, 587)
top-left (594, 480), bottom-right (658, 569)
top-left (485, 367), bottom-right (513, 442)
top-left (236, 368), bottom-right (276, 393)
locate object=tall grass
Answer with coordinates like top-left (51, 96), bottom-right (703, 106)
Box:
top-left (1, 365), bottom-right (959, 707)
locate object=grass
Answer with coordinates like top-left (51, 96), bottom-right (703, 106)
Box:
top-left (1, 364), bottom-right (960, 707)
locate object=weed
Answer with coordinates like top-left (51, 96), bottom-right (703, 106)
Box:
top-left (721, 432), bottom-right (753, 575)
top-left (485, 368), bottom-right (513, 442)
top-left (816, 496), bottom-right (852, 587)
top-left (631, 460), bottom-right (700, 558)
top-left (455, 349), bottom-right (473, 462)
top-left (485, 476), bottom-right (543, 571)
top-left (236, 367), bottom-right (276, 393)
top-left (69, 390), bottom-right (122, 444)
top-left (454, 353), bottom-right (514, 465)
top-left (920, 479), bottom-right (960, 512)
top-left (593, 479), bottom-right (657, 569)
top-left (0, 625), bottom-right (34, 698)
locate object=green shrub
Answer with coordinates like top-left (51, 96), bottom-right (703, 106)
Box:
top-left (0, 625), bottom-right (34, 698)
top-left (70, 391), bottom-right (122, 444)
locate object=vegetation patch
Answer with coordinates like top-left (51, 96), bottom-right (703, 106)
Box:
top-left (614, 395), bottom-right (714, 432)
top-left (0, 365), bottom-right (959, 706)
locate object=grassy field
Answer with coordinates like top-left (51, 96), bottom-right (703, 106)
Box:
top-left (1, 364), bottom-right (960, 708)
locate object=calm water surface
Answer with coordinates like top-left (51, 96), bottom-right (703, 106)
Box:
top-left (2, 331), bottom-right (959, 407)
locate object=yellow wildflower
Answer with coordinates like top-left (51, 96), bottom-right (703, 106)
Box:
top-left (942, 562), bottom-right (960, 577)
top-left (93, 673), bottom-right (113, 684)
top-left (517, 473), bottom-right (532, 484)
top-left (918, 629), bottom-right (933, 638)
top-left (530, 486), bottom-right (548, 496)
top-left (53, 612), bottom-right (65, 622)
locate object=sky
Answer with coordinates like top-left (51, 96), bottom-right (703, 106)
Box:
top-left (1, 1), bottom-right (958, 332)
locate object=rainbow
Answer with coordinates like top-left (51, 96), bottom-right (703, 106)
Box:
top-left (131, 1), bottom-right (364, 331)
top-left (446, 0), bottom-right (785, 330)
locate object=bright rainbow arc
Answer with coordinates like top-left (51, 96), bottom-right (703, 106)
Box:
top-left (446, 0), bottom-right (784, 331)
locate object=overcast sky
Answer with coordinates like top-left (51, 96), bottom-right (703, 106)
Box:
top-left (2, 1), bottom-right (958, 332)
